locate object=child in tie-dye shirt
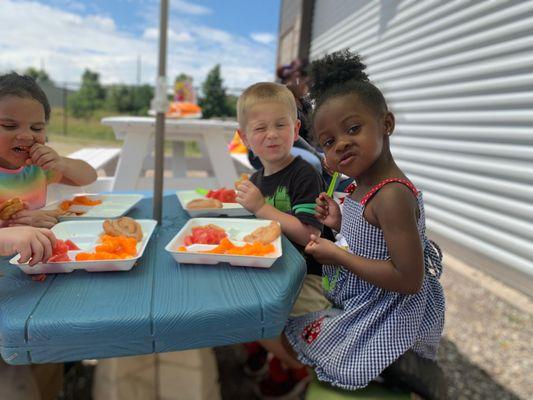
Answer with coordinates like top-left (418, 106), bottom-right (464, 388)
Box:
top-left (0, 73), bottom-right (97, 228)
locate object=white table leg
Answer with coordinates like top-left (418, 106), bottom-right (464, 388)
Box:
top-left (171, 141), bottom-right (187, 178)
top-left (203, 134), bottom-right (238, 188)
top-left (113, 131), bottom-right (152, 191)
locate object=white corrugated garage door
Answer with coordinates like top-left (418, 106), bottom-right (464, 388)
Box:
top-left (309, 0), bottom-right (533, 290)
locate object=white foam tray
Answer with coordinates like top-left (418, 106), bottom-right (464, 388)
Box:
top-left (44, 194), bottom-right (143, 220)
top-left (10, 219), bottom-right (157, 274)
top-left (165, 218), bottom-right (282, 268)
top-left (176, 191), bottom-right (252, 217)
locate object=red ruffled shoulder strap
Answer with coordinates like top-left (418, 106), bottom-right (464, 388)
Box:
top-left (360, 178), bottom-right (418, 206)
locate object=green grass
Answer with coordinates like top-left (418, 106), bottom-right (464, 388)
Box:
top-left (47, 107), bottom-right (201, 157)
top-left (47, 107), bottom-right (120, 143)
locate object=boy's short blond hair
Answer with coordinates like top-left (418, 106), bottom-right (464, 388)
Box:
top-left (237, 82), bottom-right (298, 128)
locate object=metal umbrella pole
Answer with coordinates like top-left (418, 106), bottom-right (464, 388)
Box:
top-left (152, 3), bottom-right (169, 396)
top-left (152, 0), bottom-right (169, 224)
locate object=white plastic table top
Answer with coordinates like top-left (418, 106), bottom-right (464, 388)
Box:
top-left (0, 193), bottom-right (306, 365)
top-left (101, 116), bottom-right (239, 191)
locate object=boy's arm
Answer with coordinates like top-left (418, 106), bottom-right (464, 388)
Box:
top-left (255, 204), bottom-right (320, 246)
top-left (237, 163), bottom-right (325, 246)
top-left (236, 177), bottom-right (321, 246)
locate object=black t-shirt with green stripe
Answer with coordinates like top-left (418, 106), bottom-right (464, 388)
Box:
top-left (250, 156), bottom-right (325, 275)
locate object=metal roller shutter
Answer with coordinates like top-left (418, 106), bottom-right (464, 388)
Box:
top-left (309, 0), bottom-right (533, 290)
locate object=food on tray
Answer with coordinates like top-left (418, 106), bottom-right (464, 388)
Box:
top-left (59, 195), bottom-right (102, 210)
top-left (103, 217), bottom-right (143, 242)
top-left (76, 235), bottom-right (137, 261)
top-left (181, 237), bottom-right (274, 256)
top-left (186, 198), bottom-right (223, 209)
top-left (234, 173), bottom-right (249, 189)
top-left (0, 197), bottom-right (24, 219)
top-left (243, 221), bottom-right (281, 245)
top-left (184, 224), bottom-right (227, 245)
top-left (48, 239), bottom-right (77, 262)
top-left (64, 240), bottom-right (80, 251)
top-left (166, 102), bottom-right (202, 118)
top-left (205, 188), bottom-right (237, 203)
top-left (57, 195), bottom-right (103, 216)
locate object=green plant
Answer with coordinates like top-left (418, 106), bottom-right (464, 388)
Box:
top-left (68, 69), bottom-right (106, 118)
top-left (199, 65), bottom-right (234, 118)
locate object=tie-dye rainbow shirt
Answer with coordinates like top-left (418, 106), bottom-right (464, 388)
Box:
top-left (0, 165), bottom-right (59, 210)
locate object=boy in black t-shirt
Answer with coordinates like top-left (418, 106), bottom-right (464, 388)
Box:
top-left (235, 82), bottom-right (330, 399)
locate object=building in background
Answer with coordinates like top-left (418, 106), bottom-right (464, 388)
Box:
top-left (277, 0), bottom-right (533, 294)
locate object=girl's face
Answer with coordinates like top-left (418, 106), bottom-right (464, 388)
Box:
top-left (0, 96), bottom-right (46, 169)
top-left (314, 93), bottom-right (393, 179)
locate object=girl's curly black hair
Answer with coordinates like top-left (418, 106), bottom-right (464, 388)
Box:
top-left (308, 49), bottom-right (388, 118)
top-left (0, 72), bottom-right (51, 122)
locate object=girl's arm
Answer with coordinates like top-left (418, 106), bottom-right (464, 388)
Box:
top-left (8, 209), bottom-right (60, 229)
top-left (306, 185), bottom-right (424, 294)
top-left (57, 157), bottom-right (98, 186)
top-left (0, 226), bottom-right (56, 265)
top-left (28, 144), bottom-right (97, 186)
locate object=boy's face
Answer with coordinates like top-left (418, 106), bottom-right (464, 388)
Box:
top-left (239, 101), bottom-right (300, 170)
top-left (0, 96), bottom-right (46, 169)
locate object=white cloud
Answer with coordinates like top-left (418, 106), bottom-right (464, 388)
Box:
top-left (0, 0), bottom-right (276, 91)
top-left (169, 0), bottom-right (211, 16)
top-left (143, 28), bottom-right (193, 43)
top-left (142, 28), bottom-right (159, 40)
top-left (250, 33), bottom-right (276, 45)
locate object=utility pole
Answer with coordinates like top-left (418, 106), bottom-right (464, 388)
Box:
top-left (62, 83), bottom-right (68, 136)
top-left (137, 55), bottom-right (142, 85)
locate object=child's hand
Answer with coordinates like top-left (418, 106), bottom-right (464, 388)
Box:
top-left (27, 143), bottom-right (66, 173)
top-left (236, 180), bottom-right (265, 213)
top-left (0, 226), bottom-right (56, 265)
top-left (305, 234), bottom-right (342, 265)
top-left (8, 209), bottom-right (59, 229)
top-left (315, 192), bottom-right (342, 231)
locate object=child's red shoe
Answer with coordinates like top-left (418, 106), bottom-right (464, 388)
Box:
top-left (243, 342), bottom-right (269, 379)
top-left (256, 356), bottom-right (311, 400)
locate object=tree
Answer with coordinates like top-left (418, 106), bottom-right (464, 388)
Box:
top-left (24, 67), bottom-right (53, 84)
top-left (174, 73), bottom-right (193, 85)
top-left (199, 65), bottom-right (233, 119)
top-left (225, 94), bottom-right (237, 118)
top-left (106, 84), bottom-right (153, 115)
top-left (68, 69), bottom-right (106, 118)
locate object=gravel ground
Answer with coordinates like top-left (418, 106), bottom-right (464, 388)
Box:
top-left (58, 262), bottom-right (532, 400)
top-left (438, 265), bottom-right (532, 400)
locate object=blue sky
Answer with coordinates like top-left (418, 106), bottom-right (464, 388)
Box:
top-left (0, 0), bottom-right (280, 90)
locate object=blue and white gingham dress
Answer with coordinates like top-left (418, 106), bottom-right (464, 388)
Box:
top-left (285, 179), bottom-right (445, 390)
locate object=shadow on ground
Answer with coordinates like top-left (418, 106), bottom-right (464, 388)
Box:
top-left (56, 339), bottom-right (522, 400)
top-left (215, 339), bottom-right (522, 400)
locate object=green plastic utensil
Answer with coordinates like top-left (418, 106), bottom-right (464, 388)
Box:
top-left (326, 172), bottom-right (339, 197)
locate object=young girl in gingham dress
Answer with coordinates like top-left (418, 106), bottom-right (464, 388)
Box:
top-left (285, 177), bottom-right (445, 389)
top-left (258, 50), bottom-right (446, 399)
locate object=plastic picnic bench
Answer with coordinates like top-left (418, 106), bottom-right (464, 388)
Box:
top-left (68, 147), bottom-right (121, 176)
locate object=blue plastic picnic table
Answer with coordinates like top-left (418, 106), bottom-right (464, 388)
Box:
top-left (0, 193), bottom-right (306, 365)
